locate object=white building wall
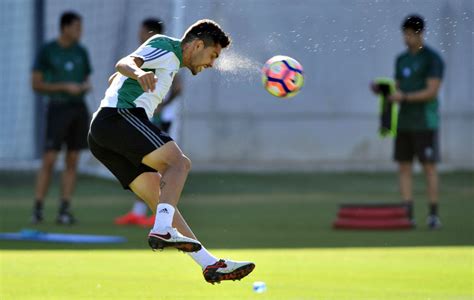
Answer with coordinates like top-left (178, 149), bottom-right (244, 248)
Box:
top-left (1, 0), bottom-right (472, 171)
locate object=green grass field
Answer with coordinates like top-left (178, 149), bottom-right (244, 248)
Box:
top-left (1, 171), bottom-right (473, 299)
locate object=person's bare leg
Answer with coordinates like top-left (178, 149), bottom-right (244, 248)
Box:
top-left (422, 162), bottom-right (441, 228)
top-left (399, 161), bottom-right (414, 220)
top-left (141, 141), bottom-right (190, 207)
top-left (422, 163), bottom-right (438, 204)
top-left (61, 151), bottom-right (80, 201)
top-left (129, 170), bottom-right (201, 252)
top-left (55, 150), bottom-right (80, 223)
top-left (129, 172), bottom-right (162, 213)
top-left (34, 151), bottom-right (58, 201)
top-left (32, 151), bottom-right (58, 223)
top-left (399, 162), bottom-right (413, 201)
top-left (129, 173), bottom-right (197, 239)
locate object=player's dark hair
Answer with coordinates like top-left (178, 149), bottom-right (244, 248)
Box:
top-left (182, 19), bottom-right (231, 48)
top-left (402, 14), bottom-right (425, 33)
top-left (142, 18), bottom-right (164, 34)
top-left (60, 11), bottom-right (81, 31)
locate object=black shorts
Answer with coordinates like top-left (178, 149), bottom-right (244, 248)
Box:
top-left (88, 107), bottom-right (173, 189)
top-left (394, 130), bottom-right (440, 163)
top-left (45, 101), bottom-right (89, 151)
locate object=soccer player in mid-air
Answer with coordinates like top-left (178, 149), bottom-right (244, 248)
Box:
top-left (88, 19), bottom-right (255, 284)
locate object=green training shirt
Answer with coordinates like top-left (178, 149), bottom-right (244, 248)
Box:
top-left (33, 40), bottom-right (92, 102)
top-left (395, 45), bottom-right (444, 130)
top-left (98, 35), bottom-right (182, 118)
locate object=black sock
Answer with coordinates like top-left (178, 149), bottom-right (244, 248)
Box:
top-left (429, 203), bottom-right (438, 216)
top-left (59, 200), bottom-right (70, 214)
top-left (403, 201), bottom-right (413, 219)
top-left (34, 200), bottom-right (43, 213)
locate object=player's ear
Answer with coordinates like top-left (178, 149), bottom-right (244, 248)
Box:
top-left (195, 39), bottom-right (205, 50)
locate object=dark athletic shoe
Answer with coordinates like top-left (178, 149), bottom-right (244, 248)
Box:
top-left (56, 212), bottom-right (76, 225)
top-left (203, 259), bottom-right (255, 284)
top-left (31, 211), bottom-right (43, 225)
top-left (427, 215), bottom-right (442, 229)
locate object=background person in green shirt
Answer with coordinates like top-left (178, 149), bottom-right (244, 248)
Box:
top-left (31, 11), bottom-right (92, 225)
top-left (388, 15), bottom-right (444, 229)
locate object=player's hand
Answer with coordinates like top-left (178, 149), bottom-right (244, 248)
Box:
top-left (81, 81), bottom-right (92, 93)
top-left (63, 83), bottom-right (84, 95)
top-left (137, 71), bottom-right (158, 92)
top-left (388, 90), bottom-right (405, 103)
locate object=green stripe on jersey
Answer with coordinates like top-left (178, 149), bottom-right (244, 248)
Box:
top-left (117, 68), bottom-right (154, 108)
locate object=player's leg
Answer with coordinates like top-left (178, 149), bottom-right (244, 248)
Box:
top-left (32, 102), bottom-right (64, 223)
top-left (422, 163), bottom-right (441, 228)
top-left (32, 150), bottom-right (59, 223)
top-left (56, 150), bottom-right (80, 224)
top-left (57, 102), bottom-right (89, 224)
top-left (394, 131), bottom-right (415, 222)
top-left (142, 147), bottom-right (254, 282)
top-left (416, 130), bottom-right (441, 228)
top-left (422, 163), bottom-right (438, 204)
top-left (129, 174), bottom-right (216, 264)
top-left (171, 209), bottom-right (255, 284)
top-left (142, 141), bottom-right (190, 207)
top-left (399, 162), bottom-right (413, 204)
top-left (130, 175), bottom-right (255, 283)
top-left (129, 170), bottom-right (201, 252)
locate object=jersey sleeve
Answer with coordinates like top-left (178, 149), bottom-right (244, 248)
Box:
top-left (32, 45), bottom-right (49, 73)
top-left (427, 53), bottom-right (444, 79)
top-left (131, 45), bottom-right (179, 71)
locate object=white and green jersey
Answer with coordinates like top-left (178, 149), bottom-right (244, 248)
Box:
top-left (99, 35), bottom-right (183, 118)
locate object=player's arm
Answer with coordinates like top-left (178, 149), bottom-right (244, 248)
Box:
top-left (31, 71), bottom-right (83, 95)
top-left (81, 76), bottom-right (92, 93)
top-left (402, 78), bottom-right (441, 102)
top-left (108, 72), bottom-right (118, 85)
top-left (115, 56), bottom-right (157, 92)
top-left (390, 78), bottom-right (441, 103)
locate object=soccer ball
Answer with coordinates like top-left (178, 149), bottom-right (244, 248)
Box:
top-left (261, 55), bottom-right (304, 98)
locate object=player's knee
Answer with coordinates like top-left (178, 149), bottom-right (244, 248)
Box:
top-left (178, 155), bottom-right (191, 172)
top-left (42, 157), bottom-right (56, 171)
top-left (185, 155), bottom-right (192, 171)
top-left (399, 163), bottom-right (412, 174)
top-left (65, 158), bottom-right (78, 171)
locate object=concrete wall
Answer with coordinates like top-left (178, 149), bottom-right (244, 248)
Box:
top-left (177, 0), bottom-right (473, 170)
top-left (0, 0), bottom-right (35, 160)
top-left (1, 0), bottom-right (472, 171)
